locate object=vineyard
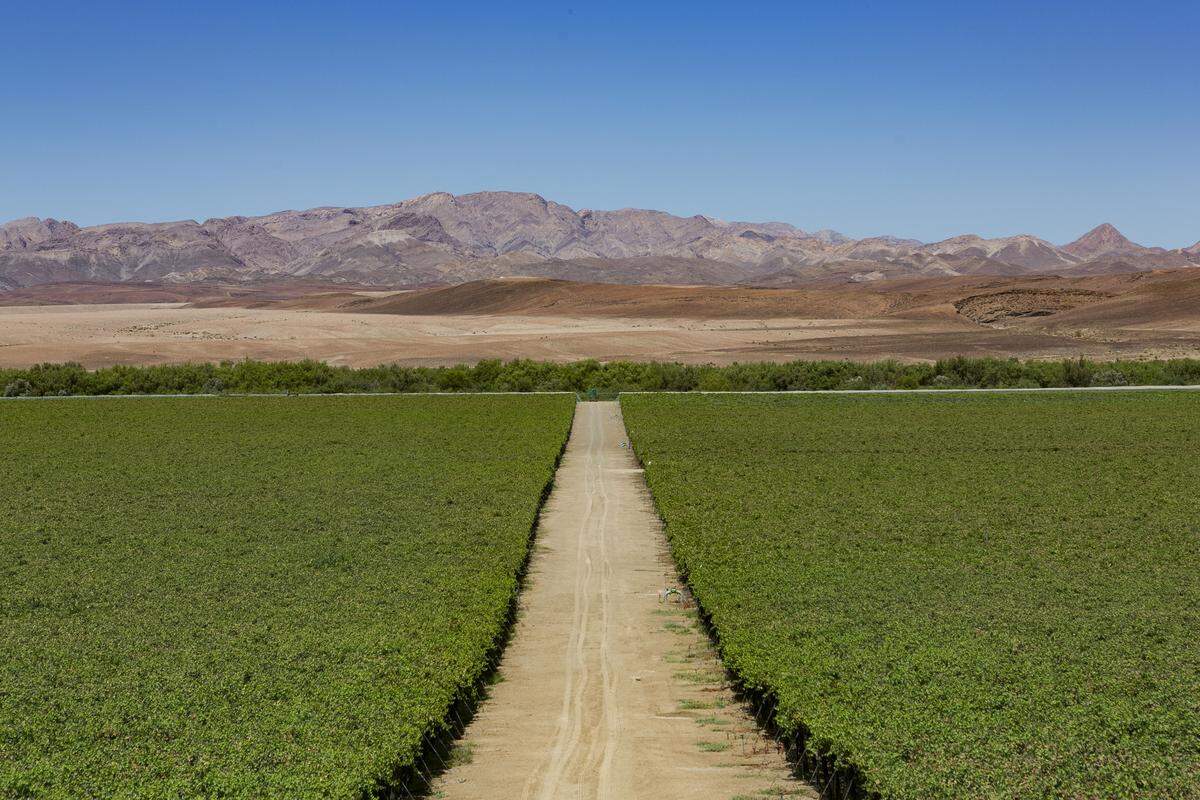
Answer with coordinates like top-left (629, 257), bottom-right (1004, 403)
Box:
top-left (622, 391), bottom-right (1200, 799)
top-left (0, 395), bottom-right (574, 797)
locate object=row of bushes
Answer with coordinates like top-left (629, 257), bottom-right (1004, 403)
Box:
top-left (4, 357), bottom-right (1200, 397)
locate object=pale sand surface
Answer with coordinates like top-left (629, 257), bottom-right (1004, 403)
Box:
top-left (2, 302), bottom-right (1190, 368)
top-left (433, 402), bottom-right (813, 800)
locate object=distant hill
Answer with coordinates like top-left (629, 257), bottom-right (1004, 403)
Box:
top-left (1062, 223), bottom-right (1152, 259)
top-left (2, 191), bottom-right (1196, 290)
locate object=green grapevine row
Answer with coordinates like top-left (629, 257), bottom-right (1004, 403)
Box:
top-left (622, 391), bottom-right (1200, 799)
top-left (0, 395), bottom-right (574, 798)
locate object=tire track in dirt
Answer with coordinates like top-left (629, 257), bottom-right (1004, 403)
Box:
top-left (526, 408), bottom-right (602, 798)
top-left (434, 402), bottom-right (813, 800)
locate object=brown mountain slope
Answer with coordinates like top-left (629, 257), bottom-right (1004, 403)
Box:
top-left (3, 192), bottom-right (1197, 290)
top-left (1062, 223), bottom-right (1147, 258)
top-left (1037, 270), bottom-right (1200, 328)
top-left (338, 278), bottom-right (901, 318)
top-left (196, 269), bottom-right (1200, 330)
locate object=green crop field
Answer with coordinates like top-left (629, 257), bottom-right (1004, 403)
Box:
top-left (0, 395), bottom-right (574, 798)
top-left (622, 391), bottom-right (1200, 799)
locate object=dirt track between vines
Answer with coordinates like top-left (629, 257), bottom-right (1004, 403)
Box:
top-left (433, 402), bottom-right (812, 800)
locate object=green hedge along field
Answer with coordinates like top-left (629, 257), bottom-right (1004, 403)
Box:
top-left (622, 391), bottom-right (1200, 799)
top-left (4, 355), bottom-right (1200, 397)
top-left (0, 395), bottom-right (574, 798)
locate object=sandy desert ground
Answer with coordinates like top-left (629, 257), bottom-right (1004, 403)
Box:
top-left (1, 271), bottom-right (1198, 367)
top-left (433, 402), bottom-right (812, 799)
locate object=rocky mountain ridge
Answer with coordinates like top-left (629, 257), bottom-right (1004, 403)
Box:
top-left (2, 191), bottom-right (1196, 290)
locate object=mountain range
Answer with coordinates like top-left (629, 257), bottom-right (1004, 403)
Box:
top-left (2, 191), bottom-right (1197, 290)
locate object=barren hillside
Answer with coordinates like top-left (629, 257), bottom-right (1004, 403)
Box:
top-left (3, 193), bottom-right (1196, 290)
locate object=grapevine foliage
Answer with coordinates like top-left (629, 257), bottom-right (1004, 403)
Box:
top-left (623, 391), bottom-right (1200, 799)
top-left (0, 395), bottom-right (574, 798)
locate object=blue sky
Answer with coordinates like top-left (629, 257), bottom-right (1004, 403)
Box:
top-left (2, 0), bottom-right (1197, 246)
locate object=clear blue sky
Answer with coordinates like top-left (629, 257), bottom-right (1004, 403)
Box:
top-left (2, 0), bottom-right (1197, 246)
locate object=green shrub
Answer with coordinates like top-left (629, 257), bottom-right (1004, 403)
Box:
top-left (1, 357), bottom-right (1197, 397)
top-left (1091, 369), bottom-right (1129, 387)
top-left (3, 378), bottom-right (33, 397)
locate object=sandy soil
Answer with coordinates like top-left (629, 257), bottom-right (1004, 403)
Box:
top-left (433, 402), bottom-right (811, 799)
top-left (1, 301), bottom-right (1192, 368)
top-left (0, 280), bottom-right (394, 307)
top-left (2, 271), bottom-right (1198, 366)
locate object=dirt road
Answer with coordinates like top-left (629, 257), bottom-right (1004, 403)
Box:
top-left (433, 402), bottom-right (811, 800)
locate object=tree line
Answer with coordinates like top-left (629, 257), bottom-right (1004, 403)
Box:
top-left (4, 356), bottom-right (1200, 397)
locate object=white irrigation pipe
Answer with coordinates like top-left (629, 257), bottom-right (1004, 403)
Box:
top-left (619, 385), bottom-right (1200, 396)
top-left (3, 386), bottom-right (1200, 401)
top-left (0, 391), bottom-right (576, 400)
